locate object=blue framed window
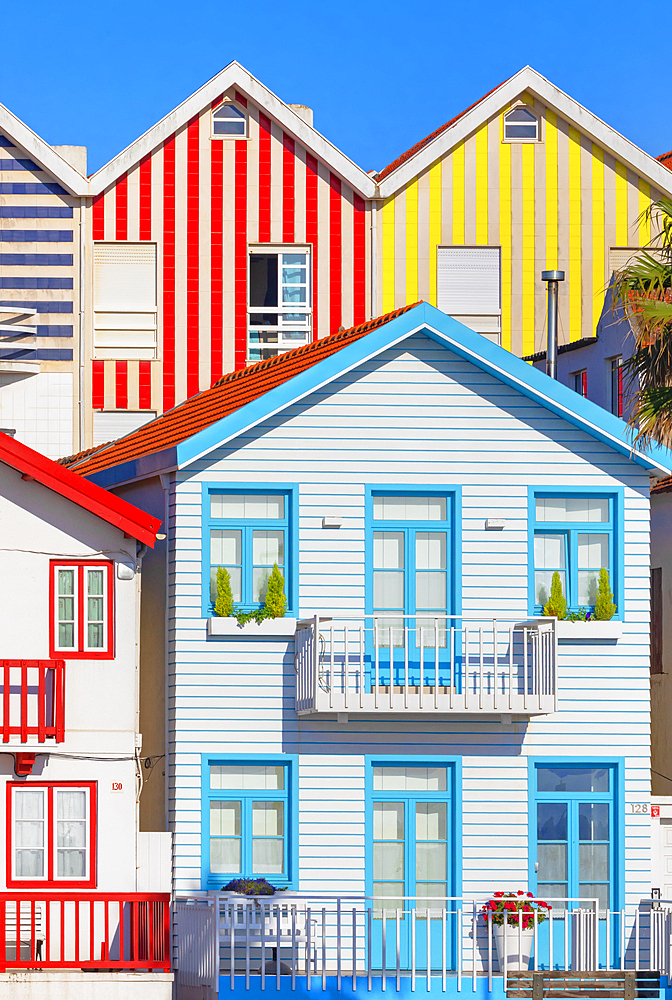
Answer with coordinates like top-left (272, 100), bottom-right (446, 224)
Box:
top-left (204, 489), bottom-right (293, 615)
top-left (532, 763), bottom-right (616, 914)
top-left (204, 760), bottom-right (293, 890)
top-left (531, 493), bottom-right (619, 615)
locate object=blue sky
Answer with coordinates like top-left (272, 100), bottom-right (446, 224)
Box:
top-left (2, 0), bottom-right (669, 175)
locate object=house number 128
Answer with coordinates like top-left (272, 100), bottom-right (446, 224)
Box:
top-left (628, 803), bottom-right (649, 814)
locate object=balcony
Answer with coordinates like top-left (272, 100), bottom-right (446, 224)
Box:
top-left (294, 616), bottom-right (556, 718)
top-left (0, 660), bottom-right (65, 743)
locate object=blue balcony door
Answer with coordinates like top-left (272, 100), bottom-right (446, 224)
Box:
top-left (371, 495), bottom-right (453, 688)
top-left (371, 765), bottom-right (455, 971)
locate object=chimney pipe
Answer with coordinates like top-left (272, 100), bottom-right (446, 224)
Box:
top-left (542, 270), bottom-right (565, 379)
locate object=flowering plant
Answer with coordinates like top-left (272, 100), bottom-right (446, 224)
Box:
top-left (481, 891), bottom-right (551, 928)
top-left (222, 877), bottom-right (285, 896)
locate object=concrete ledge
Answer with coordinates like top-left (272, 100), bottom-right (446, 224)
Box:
top-left (0, 971), bottom-right (173, 999)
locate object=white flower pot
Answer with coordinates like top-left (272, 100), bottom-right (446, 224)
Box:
top-left (555, 620), bottom-right (622, 640)
top-left (493, 924), bottom-right (534, 972)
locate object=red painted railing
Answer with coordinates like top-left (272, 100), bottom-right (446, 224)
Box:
top-left (0, 660), bottom-right (65, 743)
top-left (0, 893), bottom-right (170, 970)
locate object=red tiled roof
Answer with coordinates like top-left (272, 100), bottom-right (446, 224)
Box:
top-left (651, 474), bottom-right (672, 493)
top-left (657, 150), bottom-right (672, 171)
top-left (65, 304), bottom-right (420, 478)
top-left (376, 80), bottom-right (508, 182)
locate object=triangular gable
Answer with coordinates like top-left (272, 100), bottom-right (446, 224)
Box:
top-left (72, 303), bottom-right (672, 487)
top-left (377, 66), bottom-right (672, 199)
top-left (0, 103), bottom-right (89, 196)
top-left (89, 61), bottom-right (377, 198)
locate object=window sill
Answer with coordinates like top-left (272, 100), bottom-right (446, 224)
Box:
top-left (207, 617), bottom-right (297, 638)
top-left (555, 620), bottom-right (622, 640)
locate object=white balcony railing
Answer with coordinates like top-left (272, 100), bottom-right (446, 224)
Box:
top-left (294, 616), bottom-right (557, 717)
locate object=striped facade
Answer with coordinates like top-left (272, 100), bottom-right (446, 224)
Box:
top-left (376, 90), bottom-right (664, 358)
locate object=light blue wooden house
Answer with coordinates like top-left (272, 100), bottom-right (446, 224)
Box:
top-left (64, 302), bottom-right (672, 997)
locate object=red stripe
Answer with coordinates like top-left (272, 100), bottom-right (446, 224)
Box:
top-left (92, 361), bottom-right (104, 410)
top-left (353, 193), bottom-right (366, 325)
top-left (92, 194), bottom-right (104, 240)
top-left (210, 98), bottom-right (224, 384)
top-left (139, 156), bottom-right (152, 240)
top-left (186, 116), bottom-right (200, 399)
top-left (138, 362), bottom-right (152, 409)
top-left (305, 154), bottom-right (319, 341)
top-left (115, 361), bottom-right (128, 410)
top-left (282, 134), bottom-right (295, 243)
top-left (329, 174), bottom-right (342, 334)
top-left (234, 93), bottom-right (248, 370)
top-left (258, 114), bottom-right (271, 243)
top-left (115, 174), bottom-right (127, 241)
top-left (162, 136), bottom-right (176, 412)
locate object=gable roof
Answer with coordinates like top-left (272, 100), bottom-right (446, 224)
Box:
top-left (0, 103), bottom-right (89, 196)
top-left (62, 305), bottom-right (418, 478)
top-left (377, 67), bottom-right (672, 200)
top-left (89, 61), bottom-right (376, 198)
top-left (0, 432), bottom-right (161, 546)
top-left (65, 302), bottom-right (672, 488)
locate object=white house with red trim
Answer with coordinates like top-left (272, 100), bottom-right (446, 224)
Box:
top-left (0, 431), bottom-right (172, 998)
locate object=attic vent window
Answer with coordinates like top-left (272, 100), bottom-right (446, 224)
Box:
top-left (504, 105), bottom-right (539, 141)
top-left (212, 103), bottom-right (247, 138)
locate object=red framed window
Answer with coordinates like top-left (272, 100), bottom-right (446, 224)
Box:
top-left (7, 781), bottom-right (96, 887)
top-left (573, 369), bottom-right (588, 398)
top-left (49, 561), bottom-right (114, 659)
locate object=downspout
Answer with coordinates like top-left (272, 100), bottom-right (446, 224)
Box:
top-left (78, 198), bottom-right (87, 450)
top-left (134, 541), bottom-right (148, 890)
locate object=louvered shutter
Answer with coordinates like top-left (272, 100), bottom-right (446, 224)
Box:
top-left (93, 410), bottom-right (156, 446)
top-left (93, 244), bottom-right (157, 359)
top-left (437, 247), bottom-right (501, 342)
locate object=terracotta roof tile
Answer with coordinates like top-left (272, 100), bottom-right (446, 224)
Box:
top-left (65, 304), bottom-right (420, 478)
top-left (376, 80), bottom-right (508, 182)
top-left (657, 150), bottom-right (672, 170)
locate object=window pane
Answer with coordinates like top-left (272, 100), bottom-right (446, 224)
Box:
top-left (210, 801), bottom-right (241, 836)
top-left (373, 532), bottom-right (404, 569)
top-left (88, 623), bottom-right (104, 647)
top-left (537, 802), bottom-right (567, 841)
top-left (415, 532), bottom-right (446, 570)
top-left (416, 802), bottom-right (447, 841)
top-left (373, 882), bottom-right (405, 916)
top-left (87, 570), bottom-right (104, 596)
top-left (253, 801), bottom-right (283, 836)
top-left (415, 572), bottom-right (446, 610)
top-left (373, 767), bottom-right (447, 791)
top-left (87, 597), bottom-right (103, 623)
top-left (211, 494), bottom-right (284, 520)
top-left (373, 572), bottom-right (404, 610)
top-left (253, 566), bottom-right (279, 603)
top-left (253, 530), bottom-right (284, 566)
top-left (15, 822), bottom-right (43, 848)
top-left (59, 623), bottom-right (75, 647)
top-left (57, 821), bottom-right (86, 848)
top-left (210, 765), bottom-right (284, 790)
top-left (506, 124), bottom-right (537, 138)
top-left (373, 802), bottom-right (404, 840)
top-left (579, 803), bottom-right (609, 841)
top-left (57, 791), bottom-right (86, 819)
top-left (57, 850), bottom-right (86, 877)
top-left (535, 498), bottom-right (609, 523)
top-left (579, 883), bottom-right (609, 913)
top-left (373, 842), bottom-right (404, 880)
top-left (15, 791), bottom-right (44, 820)
top-left (283, 254), bottom-right (306, 266)
top-left (249, 256), bottom-right (278, 308)
top-left (58, 569), bottom-right (75, 596)
top-left (210, 838), bottom-right (241, 873)
top-left (537, 843), bottom-right (567, 882)
top-left (416, 843), bottom-right (446, 881)
top-left (210, 566), bottom-right (241, 603)
top-left (15, 850), bottom-right (43, 877)
top-left (579, 844), bottom-right (609, 881)
top-left (213, 120), bottom-right (245, 135)
top-left (373, 496), bottom-right (447, 521)
top-left (535, 570), bottom-right (565, 607)
top-left (535, 534), bottom-right (565, 568)
top-left (537, 884), bottom-right (567, 911)
top-left (578, 534), bottom-right (609, 568)
top-left (506, 107), bottom-right (537, 123)
top-left (211, 529), bottom-right (241, 565)
top-left (282, 286), bottom-right (306, 303)
top-left (252, 838), bottom-right (284, 873)
top-left (578, 571), bottom-right (599, 605)
top-left (282, 266), bottom-right (306, 284)
top-left (537, 767), bottom-right (609, 793)
top-left (416, 882), bottom-right (447, 916)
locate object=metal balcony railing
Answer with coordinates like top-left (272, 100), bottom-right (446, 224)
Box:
top-left (294, 616), bottom-right (557, 716)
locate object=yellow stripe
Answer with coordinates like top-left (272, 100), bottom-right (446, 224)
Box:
top-left (615, 160), bottom-right (627, 246)
top-left (428, 160), bottom-right (442, 306)
top-left (545, 111), bottom-right (558, 270)
top-left (639, 178), bottom-right (651, 245)
top-left (499, 115), bottom-right (512, 353)
top-left (592, 144), bottom-right (605, 333)
top-left (522, 142), bottom-right (535, 357)
top-left (475, 124), bottom-right (488, 244)
top-left (382, 197), bottom-right (395, 313)
top-left (405, 179), bottom-right (418, 304)
top-left (568, 126), bottom-right (582, 341)
top-left (452, 142), bottom-right (465, 244)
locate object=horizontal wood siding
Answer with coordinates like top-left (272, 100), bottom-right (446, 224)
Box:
top-left (167, 334), bottom-right (651, 900)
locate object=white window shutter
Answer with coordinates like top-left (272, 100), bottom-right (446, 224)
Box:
top-left (437, 247), bottom-right (501, 314)
top-left (93, 411), bottom-right (156, 446)
top-left (94, 244), bottom-right (157, 310)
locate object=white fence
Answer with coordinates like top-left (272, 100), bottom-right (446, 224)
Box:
top-left (174, 894), bottom-right (670, 994)
top-left (295, 616), bottom-right (557, 716)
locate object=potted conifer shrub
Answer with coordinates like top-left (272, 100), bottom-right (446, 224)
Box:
top-left (543, 569), bottom-right (622, 639)
top-left (207, 564), bottom-right (297, 637)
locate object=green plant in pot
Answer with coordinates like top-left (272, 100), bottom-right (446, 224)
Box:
top-left (222, 877), bottom-right (286, 896)
top-left (214, 563), bottom-right (287, 625)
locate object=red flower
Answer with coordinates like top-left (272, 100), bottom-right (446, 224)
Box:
top-left (517, 890), bottom-right (524, 896)
top-left (494, 892), bottom-right (504, 898)
top-left (527, 893), bottom-right (534, 898)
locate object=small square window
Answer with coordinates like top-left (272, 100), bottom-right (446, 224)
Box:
top-left (503, 105), bottom-right (540, 141)
top-left (50, 562), bottom-right (113, 658)
top-left (212, 102), bottom-right (247, 139)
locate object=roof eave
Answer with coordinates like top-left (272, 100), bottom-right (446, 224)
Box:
top-left (83, 447), bottom-right (178, 490)
top-left (0, 103), bottom-right (90, 197)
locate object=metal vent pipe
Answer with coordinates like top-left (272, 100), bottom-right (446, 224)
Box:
top-left (541, 270), bottom-right (565, 379)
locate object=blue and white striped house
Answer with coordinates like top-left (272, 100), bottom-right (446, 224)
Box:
top-left (64, 301), bottom-right (672, 997)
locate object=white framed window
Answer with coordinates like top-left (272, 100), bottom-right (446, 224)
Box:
top-left (248, 247), bottom-right (312, 361)
top-left (9, 784), bottom-right (95, 886)
top-left (93, 243), bottom-right (157, 359)
top-left (212, 101), bottom-right (247, 138)
top-left (51, 561), bottom-right (113, 658)
top-left (503, 105), bottom-right (540, 141)
top-left (437, 246), bottom-right (501, 343)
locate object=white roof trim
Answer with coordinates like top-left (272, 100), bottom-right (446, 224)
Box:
top-left (90, 61), bottom-right (376, 198)
top-left (0, 102), bottom-right (89, 196)
top-left (378, 66), bottom-right (672, 199)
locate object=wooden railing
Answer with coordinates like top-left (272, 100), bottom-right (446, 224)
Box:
top-left (0, 660), bottom-right (65, 742)
top-left (0, 893), bottom-right (170, 970)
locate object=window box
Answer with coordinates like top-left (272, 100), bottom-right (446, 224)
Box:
top-left (555, 620), bottom-right (622, 640)
top-left (207, 617), bottom-right (297, 638)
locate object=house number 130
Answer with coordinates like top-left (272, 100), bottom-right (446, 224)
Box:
top-left (111, 782), bottom-right (123, 792)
